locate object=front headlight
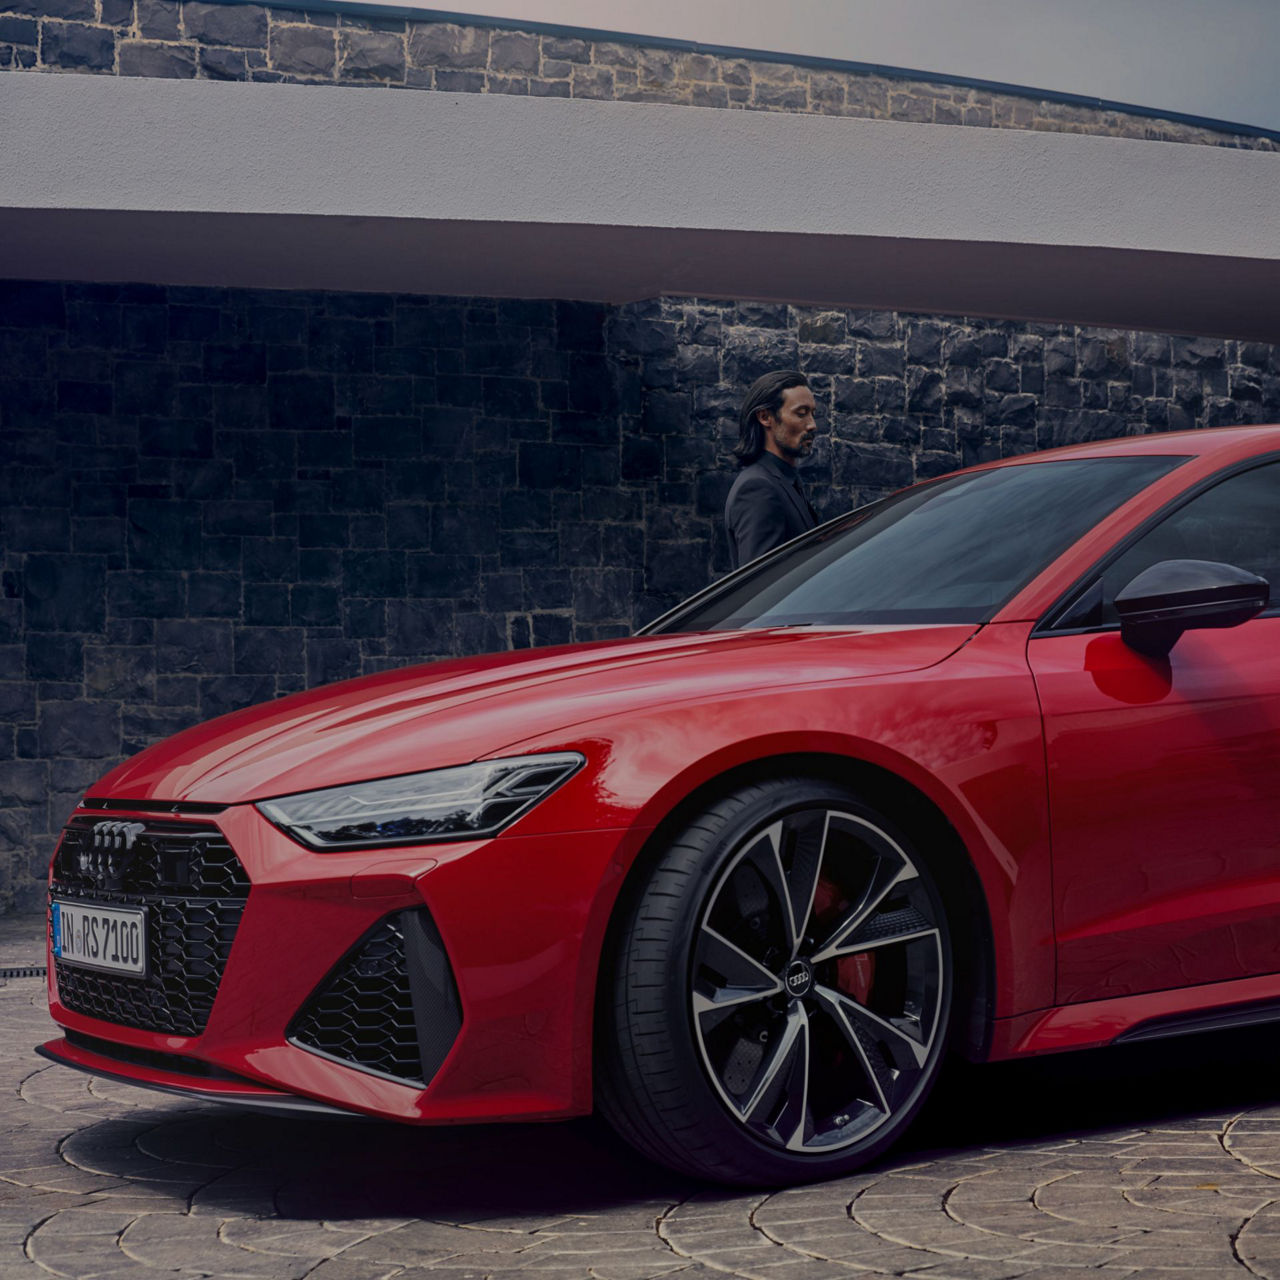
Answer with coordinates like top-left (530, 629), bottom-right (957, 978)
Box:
top-left (255, 752), bottom-right (584, 851)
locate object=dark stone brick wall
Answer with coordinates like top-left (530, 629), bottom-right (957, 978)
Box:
top-left (1, 0), bottom-right (1274, 150)
top-left (3, 278), bottom-right (1280, 912)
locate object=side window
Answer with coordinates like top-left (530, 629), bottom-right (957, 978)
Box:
top-left (1053, 460), bottom-right (1280, 630)
top-left (1096, 460), bottom-right (1280, 625)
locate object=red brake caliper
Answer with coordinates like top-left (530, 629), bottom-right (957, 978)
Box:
top-left (837, 952), bottom-right (876, 1005)
top-left (812, 876), bottom-right (876, 1003)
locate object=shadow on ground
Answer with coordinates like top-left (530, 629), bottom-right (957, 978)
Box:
top-left (914, 1018), bottom-right (1280, 1152)
top-left (76, 1018), bottom-right (1280, 1220)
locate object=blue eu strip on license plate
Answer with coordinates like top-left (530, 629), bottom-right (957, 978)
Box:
top-left (52, 900), bottom-right (147, 976)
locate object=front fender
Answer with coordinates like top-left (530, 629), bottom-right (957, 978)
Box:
top-left (499, 621), bottom-right (1051, 1103)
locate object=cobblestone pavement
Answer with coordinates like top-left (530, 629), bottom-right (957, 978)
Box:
top-left (9, 914), bottom-right (1280, 1280)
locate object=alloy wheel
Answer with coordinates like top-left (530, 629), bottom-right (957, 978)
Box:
top-left (690, 807), bottom-right (945, 1154)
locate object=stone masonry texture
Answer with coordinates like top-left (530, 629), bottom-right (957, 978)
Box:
top-left (2, 280), bottom-right (1280, 911)
top-left (0, 0), bottom-right (1276, 149)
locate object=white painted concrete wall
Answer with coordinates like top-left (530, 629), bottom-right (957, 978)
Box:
top-left (4, 74), bottom-right (1279, 339)
top-left (5, 75), bottom-right (1277, 258)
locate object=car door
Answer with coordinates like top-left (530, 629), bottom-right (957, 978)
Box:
top-left (1027, 458), bottom-right (1280, 1005)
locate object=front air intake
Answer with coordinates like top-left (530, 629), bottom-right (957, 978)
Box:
top-left (287, 908), bottom-right (462, 1088)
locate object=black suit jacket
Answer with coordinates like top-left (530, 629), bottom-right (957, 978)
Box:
top-left (724, 453), bottom-right (818, 570)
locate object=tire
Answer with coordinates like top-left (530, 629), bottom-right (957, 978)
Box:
top-left (597, 776), bottom-right (953, 1185)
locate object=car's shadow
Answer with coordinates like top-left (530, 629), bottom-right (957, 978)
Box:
top-left (91, 1020), bottom-right (1280, 1219)
top-left (914, 1019), bottom-right (1280, 1152)
top-left (116, 1102), bottom-right (703, 1219)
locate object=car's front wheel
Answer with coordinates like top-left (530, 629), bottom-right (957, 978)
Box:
top-left (598, 776), bottom-right (953, 1185)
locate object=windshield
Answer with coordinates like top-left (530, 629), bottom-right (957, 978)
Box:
top-left (651, 455), bottom-right (1186, 632)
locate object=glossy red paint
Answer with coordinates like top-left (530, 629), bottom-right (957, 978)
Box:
top-left (508, 619), bottom-right (1055, 1034)
top-left (90, 625), bottom-right (978, 804)
top-left (43, 424), bottom-right (1280, 1138)
top-left (1030, 621), bottom-right (1280, 1003)
top-left (992, 967), bottom-right (1280, 1059)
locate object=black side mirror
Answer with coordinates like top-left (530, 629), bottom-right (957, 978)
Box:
top-left (1116, 558), bottom-right (1269, 658)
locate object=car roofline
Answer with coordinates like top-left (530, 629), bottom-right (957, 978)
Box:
top-left (961, 424), bottom-right (1280, 472)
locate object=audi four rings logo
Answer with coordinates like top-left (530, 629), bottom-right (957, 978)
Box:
top-left (79, 821), bottom-right (146, 881)
top-left (784, 961), bottom-right (813, 997)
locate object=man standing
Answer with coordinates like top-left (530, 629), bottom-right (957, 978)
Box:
top-left (724, 370), bottom-right (820, 570)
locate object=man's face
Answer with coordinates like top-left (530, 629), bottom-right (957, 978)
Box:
top-left (759, 385), bottom-right (818, 465)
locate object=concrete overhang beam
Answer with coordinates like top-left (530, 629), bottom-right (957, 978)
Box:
top-left (3, 75), bottom-right (1278, 339)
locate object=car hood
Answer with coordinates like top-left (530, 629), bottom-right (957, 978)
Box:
top-left (91, 624), bottom-right (978, 804)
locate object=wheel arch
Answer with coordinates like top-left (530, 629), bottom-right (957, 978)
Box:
top-left (593, 750), bottom-right (996, 1076)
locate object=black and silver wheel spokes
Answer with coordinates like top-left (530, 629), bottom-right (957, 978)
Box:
top-left (732, 1001), bottom-right (811, 1150)
top-left (692, 926), bottom-right (783, 1032)
top-left (724, 812), bottom-right (828, 959)
top-left (811, 945), bottom-right (937, 1116)
top-left (808, 836), bottom-right (921, 964)
top-left (691, 807), bottom-right (944, 1155)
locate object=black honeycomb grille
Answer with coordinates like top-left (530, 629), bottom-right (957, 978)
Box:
top-left (50, 819), bottom-right (249, 1037)
top-left (53, 818), bottom-right (250, 898)
top-left (289, 909), bottom-right (461, 1088)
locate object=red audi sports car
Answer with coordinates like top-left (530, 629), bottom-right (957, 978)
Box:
top-left (42, 425), bottom-right (1280, 1184)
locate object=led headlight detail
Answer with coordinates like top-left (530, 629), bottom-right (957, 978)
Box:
top-left (255, 753), bottom-right (584, 851)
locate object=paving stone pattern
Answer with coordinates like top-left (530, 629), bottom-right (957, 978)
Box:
top-left (9, 916), bottom-right (1280, 1277)
top-left (3, 281), bottom-right (1280, 912)
top-left (0, 0), bottom-right (1275, 150)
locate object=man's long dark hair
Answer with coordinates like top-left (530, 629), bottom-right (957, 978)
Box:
top-left (734, 370), bottom-right (810, 466)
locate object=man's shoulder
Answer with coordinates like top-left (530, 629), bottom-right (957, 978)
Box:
top-left (727, 460), bottom-right (782, 499)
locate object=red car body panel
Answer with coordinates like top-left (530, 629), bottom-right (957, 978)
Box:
top-left (1031, 621), bottom-right (1280, 1004)
top-left (1000, 968), bottom-right (1280, 1057)
top-left (48, 620), bottom-right (1056, 1119)
top-left (42, 424), bottom-right (1280, 1125)
top-left (90, 625), bottom-right (978, 803)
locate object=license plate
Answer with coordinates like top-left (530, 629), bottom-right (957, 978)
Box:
top-left (52, 900), bottom-right (147, 976)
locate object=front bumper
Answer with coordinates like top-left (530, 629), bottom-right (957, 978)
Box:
top-left (46, 802), bottom-right (634, 1123)
top-left (36, 1031), bottom-right (359, 1118)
